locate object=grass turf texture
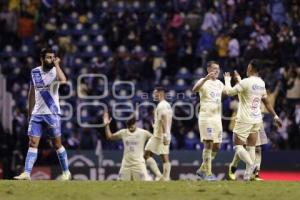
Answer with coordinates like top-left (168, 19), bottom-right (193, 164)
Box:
top-left (1, 181), bottom-right (299, 200)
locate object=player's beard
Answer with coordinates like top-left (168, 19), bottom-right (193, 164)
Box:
top-left (43, 62), bottom-right (54, 71)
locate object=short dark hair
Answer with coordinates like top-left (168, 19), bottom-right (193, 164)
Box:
top-left (206, 61), bottom-right (219, 68)
top-left (249, 59), bottom-right (261, 72)
top-left (154, 85), bottom-right (166, 92)
top-left (40, 48), bottom-right (55, 59)
top-left (126, 114), bottom-right (136, 127)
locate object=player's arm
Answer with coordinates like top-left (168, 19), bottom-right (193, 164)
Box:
top-left (223, 72), bottom-right (241, 96)
top-left (161, 112), bottom-right (171, 145)
top-left (28, 84), bottom-right (35, 121)
top-left (145, 130), bottom-right (152, 140)
top-left (192, 72), bottom-right (215, 92)
top-left (54, 57), bottom-right (67, 83)
top-left (103, 112), bottom-right (122, 141)
top-left (261, 97), bottom-right (282, 128)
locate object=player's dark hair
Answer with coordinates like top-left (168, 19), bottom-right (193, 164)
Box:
top-left (206, 61), bottom-right (219, 69)
top-left (249, 59), bottom-right (262, 72)
top-left (154, 85), bottom-right (166, 92)
top-left (126, 114), bottom-right (136, 127)
top-left (40, 48), bottom-right (55, 59)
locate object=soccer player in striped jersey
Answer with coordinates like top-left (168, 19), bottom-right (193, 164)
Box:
top-left (14, 48), bottom-right (71, 180)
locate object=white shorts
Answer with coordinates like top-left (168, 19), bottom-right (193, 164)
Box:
top-left (256, 124), bottom-right (268, 146)
top-left (198, 119), bottom-right (222, 143)
top-left (145, 136), bottom-right (170, 155)
top-left (119, 164), bottom-right (148, 181)
top-left (233, 121), bottom-right (262, 143)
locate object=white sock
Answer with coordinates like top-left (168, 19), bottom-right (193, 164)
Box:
top-left (202, 149), bottom-right (212, 175)
top-left (211, 151), bottom-right (217, 161)
top-left (235, 145), bottom-right (253, 166)
top-left (246, 146), bottom-right (256, 173)
top-left (146, 157), bottom-right (162, 177)
top-left (230, 152), bottom-right (241, 167)
top-left (163, 162), bottom-right (171, 180)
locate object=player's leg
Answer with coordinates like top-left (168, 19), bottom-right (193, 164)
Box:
top-left (14, 136), bottom-right (41, 180)
top-left (160, 154), bottom-right (171, 181)
top-left (243, 131), bottom-right (258, 180)
top-left (254, 146), bottom-right (263, 180)
top-left (132, 165), bottom-right (148, 181)
top-left (228, 151), bottom-right (240, 180)
top-left (254, 126), bottom-right (267, 180)
top-left (47, 114), bottom-right (71, 180)
top-left (119, 167), bottom-right (131, 181)
top-left (51, 136), bottom-right (71, 180)
top-left (233, 133), bottom-right (255, 181)
top-left (197, 140), bottom-right (213, 179)
top-left (14, 116), bottom-right (42, 180)
top-left (212, 143), bottom-right (220, 161)
top-left (144, 137), bottom-right (163, 180)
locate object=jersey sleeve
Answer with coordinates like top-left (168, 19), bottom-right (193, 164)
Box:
top-left (113, 129), bottom-right (126, 140)
top-left (235, 79), bottom-right (247, 92)
top-left (143, 130), bottom-right (152, 139)
top-left (197, 78), bottom-right (205, 92)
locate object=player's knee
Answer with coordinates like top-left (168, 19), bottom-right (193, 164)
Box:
top-left (203, 140), bottom-right (213, 149)
top-left (212, 145), bottom-right (220, 152)
top-left (52, 140), bottom-right (62, 150)
top-left (29, 139), bottom-right (38, 148)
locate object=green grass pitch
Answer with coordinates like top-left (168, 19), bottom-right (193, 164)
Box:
top-left (1, 181), bottom-right (299, 200)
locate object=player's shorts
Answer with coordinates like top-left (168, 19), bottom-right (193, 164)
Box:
top-left (233, 121), bottom-right (261, 143)
top-left (198, 118), bottom-right (222, 143)
top-left (119, 164), bottom-right (148, 181)
top-left (28, 114), bottom-right (61, 138)
top-left (145, 136), bottom-right (169, 155)
top-left (256, 124), bottom-right (268, 146)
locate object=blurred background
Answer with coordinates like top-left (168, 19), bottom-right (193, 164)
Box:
top-left (0, 0), bottom-right (299, 180)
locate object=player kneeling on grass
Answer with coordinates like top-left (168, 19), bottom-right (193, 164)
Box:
top-left (192, 61), bottom-right (226, 181)
top-left (223, 59), bottom-right (282, 181)
top-left (103, 112), bottom-right (152, 181)
top-left (14, 48), bottom-right (71, 181)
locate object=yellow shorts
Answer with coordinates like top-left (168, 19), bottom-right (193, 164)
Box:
top-left (198, 119), bottom-right (222, 143)
top-left (119, 164), bottom-right (148, 181)
top-left (233, 121), bottom-right (262, 143)
top-left (145, 136), bottom-right (170, 155)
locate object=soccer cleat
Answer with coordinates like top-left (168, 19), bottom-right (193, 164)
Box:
top-left (204, 174), bottom-right (217, 181)
top-left (196, 169), bottom-right (206, 179)
top-left (14, 172), bottom-right (31, 180)
top-left (154, 175), bottom-right (164, 181)
top-left (59, 171), bottom-right (71, 181)
top-left (253, 173), bottom-right (264, 181)
top-left (228, 164), bottom-right (237, 181)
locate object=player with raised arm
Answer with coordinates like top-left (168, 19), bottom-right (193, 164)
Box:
top-left (14, 48), bottom-right (71, 180)
top-left (192, 61), bottom-right (225, 181)
top-left (103, 112), bottom-right (152, 181)
top-left (144, 86), bottom-right (173, 181)
top-left (224, 59), bottom-right (282, 181)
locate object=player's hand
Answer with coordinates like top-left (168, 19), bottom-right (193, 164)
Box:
top-left (234, 70), bottom-right (241, 82)
top-left (223, 72), bottom-right (231, 78)
top-left (204, 72), bottom-right (215, 80)
top-left (103, 112), bottom-right (112, 126)
top-left (54, 57), bottom-right (61, 67)
top-left (274, 116), bottom-right (283, 128)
